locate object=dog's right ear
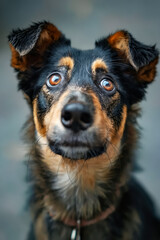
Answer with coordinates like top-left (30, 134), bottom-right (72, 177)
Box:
top-left (8, 21), bottom-right (70, 72)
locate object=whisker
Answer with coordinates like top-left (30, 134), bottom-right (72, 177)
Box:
top-left (85, 65), bottom-right (92, 76)
top-left (65, 159), bottom-right (75, 186)
top-left (56, 155), bottom-right (63, 176)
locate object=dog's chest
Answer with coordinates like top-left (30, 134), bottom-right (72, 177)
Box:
top-left (47, 157), bottom-right (113, 222)
top-left (52, 167), bottom-right (104, 217)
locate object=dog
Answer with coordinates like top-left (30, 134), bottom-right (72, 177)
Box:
top-left (8, 21), bottom-right (160, 240)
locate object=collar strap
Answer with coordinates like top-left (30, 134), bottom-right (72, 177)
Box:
top-left (49, 205), bottom-right (115, 227)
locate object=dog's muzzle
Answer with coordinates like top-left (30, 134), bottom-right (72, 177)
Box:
top-left (48, 92), bottom-right (106, 160)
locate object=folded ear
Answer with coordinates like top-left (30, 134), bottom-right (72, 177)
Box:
top-left (96, 30), bottom-right (159, 84)
top-left (8, 21), bottom-right (70, 71)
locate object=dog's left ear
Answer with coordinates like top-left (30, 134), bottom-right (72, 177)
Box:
top-left (96, 30), bottom-right (159, 84)
top-left (8, 22), bottom-right (71, 100)
top-left (8, 21), bottom-right (70, 72)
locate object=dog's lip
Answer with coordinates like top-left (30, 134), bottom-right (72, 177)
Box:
top-left (49, 139), bottom-right (90, 148)
top-left (48, 139), bottom-right (106, 160)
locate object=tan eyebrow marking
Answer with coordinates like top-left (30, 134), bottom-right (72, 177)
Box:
top-left (58, 56), bottom-right (74, 70)
top-left (91, 58), bottom-right (108, 75)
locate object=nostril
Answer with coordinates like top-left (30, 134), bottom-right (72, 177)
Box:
top-left (62, 111), bottom-right (72, 121)
top-left (80, 112), bottom-right (92, 124)
top-left (61, 110), bottom-right (73, 128)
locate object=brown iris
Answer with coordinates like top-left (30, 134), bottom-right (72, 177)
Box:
top-left (47, 73), bottom-right (62, 87)
top-left (101, 79), bottom-right (115, 92)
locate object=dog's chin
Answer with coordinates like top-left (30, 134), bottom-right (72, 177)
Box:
top-left (49, 142), bottom-right (105, 160)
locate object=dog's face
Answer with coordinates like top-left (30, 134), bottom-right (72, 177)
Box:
top-left (8, 22), bottom-right (158, 164)
top-left (33, 47), bottom-right (128, 162)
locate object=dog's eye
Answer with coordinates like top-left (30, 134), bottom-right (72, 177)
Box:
top-left (46, 73), bottom-right (62, 87)
top-left (101, 79), bottom-right (115, 92)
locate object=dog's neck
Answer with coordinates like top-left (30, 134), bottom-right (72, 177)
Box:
top-left (28, 110), bottom-right (137, 221)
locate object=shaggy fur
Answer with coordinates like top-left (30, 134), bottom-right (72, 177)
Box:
top-left (8, 21), bottom-right (159, 240)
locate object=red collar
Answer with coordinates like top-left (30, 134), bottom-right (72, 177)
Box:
top-left (49, 205), bottom-right (115, 227)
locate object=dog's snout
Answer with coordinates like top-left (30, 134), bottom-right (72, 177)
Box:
top-left (61, 103), bottom-right (93, 132)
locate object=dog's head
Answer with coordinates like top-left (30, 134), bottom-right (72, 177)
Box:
top-left (8, 22), bottom-right (158, 163)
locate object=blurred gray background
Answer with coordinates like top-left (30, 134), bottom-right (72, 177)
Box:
top-left (0, 0), bottom-right (160, 239)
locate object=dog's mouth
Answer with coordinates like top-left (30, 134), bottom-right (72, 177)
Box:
top-left (48, 137), bottom-right (106, 160)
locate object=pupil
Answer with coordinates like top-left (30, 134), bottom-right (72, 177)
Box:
top-left (103, 80), bottom-right (110, 87)
top-left (53, 75), bottom-right (59, 82)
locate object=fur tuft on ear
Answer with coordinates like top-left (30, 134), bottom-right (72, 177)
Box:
top-left (8, 23), bottom-right (43, 56)
top-left (96, 30), bottom-right (159, 83)
top-left (8, 21), bottom-right (70, 71)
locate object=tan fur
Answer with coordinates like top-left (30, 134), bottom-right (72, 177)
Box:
top-left (58, 56), bottom-right (74, 77)
top-left (138, 57), bottom-right (159, 83)
top-left (111, 105), bottom-right (127, 147)
top-left (34, 211), bottom-right (48, 240)
top-left (33, 98), bottom-right (46, 136)
top-left (45, 90), bottom-right (71, 134)
top-left (91, 58), bottom-right (108, 75)
top-left (121, 209), bottom-right (141, 240)
top-left (111, 92), bottom-right (120, 102)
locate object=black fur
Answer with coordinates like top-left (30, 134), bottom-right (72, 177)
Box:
top-left (8, 22), bottom-right (44, 55)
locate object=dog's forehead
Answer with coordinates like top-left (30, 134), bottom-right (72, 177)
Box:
top-left (50, 46), bottom-right (109, 71)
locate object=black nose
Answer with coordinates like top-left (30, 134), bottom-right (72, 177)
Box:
top-left (61, 103), bottom-right (93, 132)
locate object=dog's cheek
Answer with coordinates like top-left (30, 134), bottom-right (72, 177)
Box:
top-left (44, 89), bottom-right (72, 138)
top-left (106, 105), bottom-right (127, 160)
top-left (88, 91), bottom-right (113, 142)
top-left (105, 93), bottom-right (122, 128)
top-left (33, 85), bottom-right (58, 137)
top-left (44, 101), bottom-right (62, 138)
top-left (33, 96), bottom-right (47, 137)
top-left (89, 91), bottom-right (123, 144)
top-left (84, 105), bottom-right (127, 178)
